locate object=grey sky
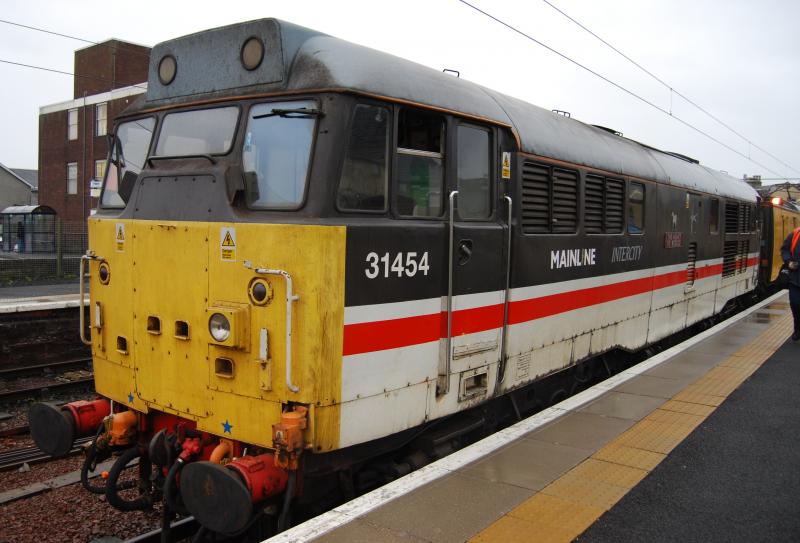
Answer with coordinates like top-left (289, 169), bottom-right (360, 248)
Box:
top-left (0, 0), bottom-right (797, 183)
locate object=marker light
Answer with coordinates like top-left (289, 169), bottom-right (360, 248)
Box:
top-left (241, 37), bottom-right (264, 71)
top-left (209, 313), bottom-right (231, 342)
top-left (772, 197), bottom-right (783, 206)
top-left (158, 55), bottom-right (177, 85)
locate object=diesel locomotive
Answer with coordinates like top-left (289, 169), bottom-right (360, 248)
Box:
top-left (29, 17), bottom-right (784, 539)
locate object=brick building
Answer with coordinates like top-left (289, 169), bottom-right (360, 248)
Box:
top-left (38, 40), bottom-right (150, 228)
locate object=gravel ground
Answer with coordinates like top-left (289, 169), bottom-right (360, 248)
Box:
top-left (0, 467), bottom-right (163, 542)
top-left (0, 454), bottom-right (84, 493)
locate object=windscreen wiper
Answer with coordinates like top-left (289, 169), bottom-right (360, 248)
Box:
top-left (253, 108), bottom-right (323, 119)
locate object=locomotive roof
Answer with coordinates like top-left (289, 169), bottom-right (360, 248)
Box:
top-left (141, 18), bottom-right (756, 202)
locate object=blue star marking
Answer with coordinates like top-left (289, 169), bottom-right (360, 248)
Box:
top-left (222, 420), bottom-right (233, 434)
top-left (127, 392), bottom-right (134, 404)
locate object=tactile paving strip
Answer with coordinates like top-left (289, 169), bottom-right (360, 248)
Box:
top-left (472, 307), bottom-right (794, 543)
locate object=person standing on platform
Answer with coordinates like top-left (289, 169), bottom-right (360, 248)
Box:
top-left (780, 226), bottom-right (800, 341)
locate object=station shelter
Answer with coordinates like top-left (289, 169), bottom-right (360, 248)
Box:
top-left (0, 205), bottom-right (57, 253)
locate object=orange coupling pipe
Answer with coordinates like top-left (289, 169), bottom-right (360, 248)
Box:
top-left (272, 405), bottom-right (308, 470)
top-left (209, 439), bottom-right (233, 464)
top-left (107, 410), bottom-right (139, 446)
top-left (227, 454), bottom-right (289, 502)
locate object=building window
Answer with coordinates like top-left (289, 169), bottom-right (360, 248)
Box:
top-left (68, 108), bottom-right (78, 140)
top-left (96, 103), bottom-right (107, 137)
top-left (67, 162), bottom-right (78, 195)
top-left (95, 159), bottom-right (107, 181)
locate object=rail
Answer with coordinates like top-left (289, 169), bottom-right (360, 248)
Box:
top-left (0, 437), bottom-right (91, 471)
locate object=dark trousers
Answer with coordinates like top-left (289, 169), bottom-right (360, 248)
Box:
top-left (790, 284), bottom-right (800, 334)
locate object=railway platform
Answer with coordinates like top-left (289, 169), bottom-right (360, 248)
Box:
top-left (0, 281), bottom-right (82, 313)
top-left (269, 291), bottom-right (799, 543)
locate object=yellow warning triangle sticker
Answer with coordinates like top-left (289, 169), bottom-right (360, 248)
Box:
top-left (222, 231), bottom-right (236, 247)
top-left (116, 226), bottom-right (124, 240)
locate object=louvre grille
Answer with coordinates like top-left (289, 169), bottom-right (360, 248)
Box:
top-left (737, 239), bottom-right (750, 273)
top-left (552, 169), bottom-right (578, 233)
top-left (686, 242), bottom-right (698, 286)
top-left (724, 201), bottom-right (739, 233)
top-left (521, 161), bottom-right (578, 234)
top-left (722, 240), bottom-right (738, 277)
top-left (520, 162), bottom-right (550, 234)
top-left (584, 175), bottom-right (623, 234)
top-left (584, 175), bottom-right (603, 233)
top-left (605, 178), bottom-right (624, 232)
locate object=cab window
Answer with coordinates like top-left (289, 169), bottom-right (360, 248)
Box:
top-left (396, 108), bottom-right (444, 217)
top-left (457, 125), bottom-right (491, 219)
top-left (337, 105), bottom-right (390, 212)
top-left (243, 100), bottom-right (317, 209)
top-left (101, 117), bottom-right (155, 207)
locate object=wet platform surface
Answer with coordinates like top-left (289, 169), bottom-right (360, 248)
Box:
top-left (579, 332), bottom-right (800, 542)
top-left (0, 282), bottom-right (82, 313)
top-left (270, 292), bottom-right (797, 543)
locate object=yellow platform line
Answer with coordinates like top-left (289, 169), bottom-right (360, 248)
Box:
top-left (472, 310), bottom-right (793, 543)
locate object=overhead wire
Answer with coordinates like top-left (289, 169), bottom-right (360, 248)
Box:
top-left (0, 58), bottom-right (147, 91)
top-left (0, 18), bottom-right (152, 59)
top-left (457, 0), bottom-right (791, 180)
top-left (540, 0), bottom-right (800, 177)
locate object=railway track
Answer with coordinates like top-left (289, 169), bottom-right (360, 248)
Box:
top-left (0, 377), bottom-right (95, 404)
top-left (0, 357), bottom-right (92, 380)
top-left (123, 517), bottom-right (200, 543)
top-left (0, 436), bottom-right (92, 471)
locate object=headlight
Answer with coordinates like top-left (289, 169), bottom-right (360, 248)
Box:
top-left (209, 313), bottom-right (231, 342)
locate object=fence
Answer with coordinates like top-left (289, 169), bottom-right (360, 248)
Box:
top-left (0, 220), bottom-right (87, 286)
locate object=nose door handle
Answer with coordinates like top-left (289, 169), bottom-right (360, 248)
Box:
top-left (458, 240), bottom-right (473, 265)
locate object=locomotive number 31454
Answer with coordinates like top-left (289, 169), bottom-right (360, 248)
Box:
top-left (365, 251), bottom-right (430, 279)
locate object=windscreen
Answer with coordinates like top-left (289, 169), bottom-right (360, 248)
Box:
top-left (243, 100), bottom-right (317, 209)
top-left (101, 117), bottom-right (155, 207)
top-left (155, 106), bottom-right (239, 156)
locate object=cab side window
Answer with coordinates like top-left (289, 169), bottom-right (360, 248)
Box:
top-left (457, 125), bottom-right (491, 219)
top-left (396, 109), bottom-right (444, 217)
top-left (627, 182), bottom-right (645, 234)
top-left (337, 105), bottom-right (390, 212)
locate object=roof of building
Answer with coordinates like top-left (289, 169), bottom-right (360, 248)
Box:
top-left (140, 18), bottom-right (756, 202)
top-left (0, 205), bottom-right (55, 215)
top-left (0, 163), bottom-right (37, 191)
top-left (10, 168), bottom-right (38, 189)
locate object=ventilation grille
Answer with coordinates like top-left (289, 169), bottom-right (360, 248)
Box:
top-left (724, 201), bottom-right (739, 233)
top-left (686, 242), bottom-right (698, 287)
top-left (521, 161), bottom-right (578, 234)
top-left (737, 240), bottom-right (750, 273)
top-left (722, 241), bottom-right (738, 277)
top-left (520, 162), bottom-right (550, 234)
top-left (552, 169), bottom-right (579, 233)
top-left (584, 175), bottom-right (604, 233)
top-left (606, 179), bottom-right (624, 232)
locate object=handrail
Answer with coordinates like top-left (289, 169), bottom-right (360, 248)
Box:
top-left (79, 252), bottom-right (100, 346)
top-left (146, 154), bottom-right (217, 166)
top-left (251, 266), bottom-right (300, 393)
top-left (497, 196), bottom-right (513, 389)
top-left (439, 190), bottom-right (458, 395)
